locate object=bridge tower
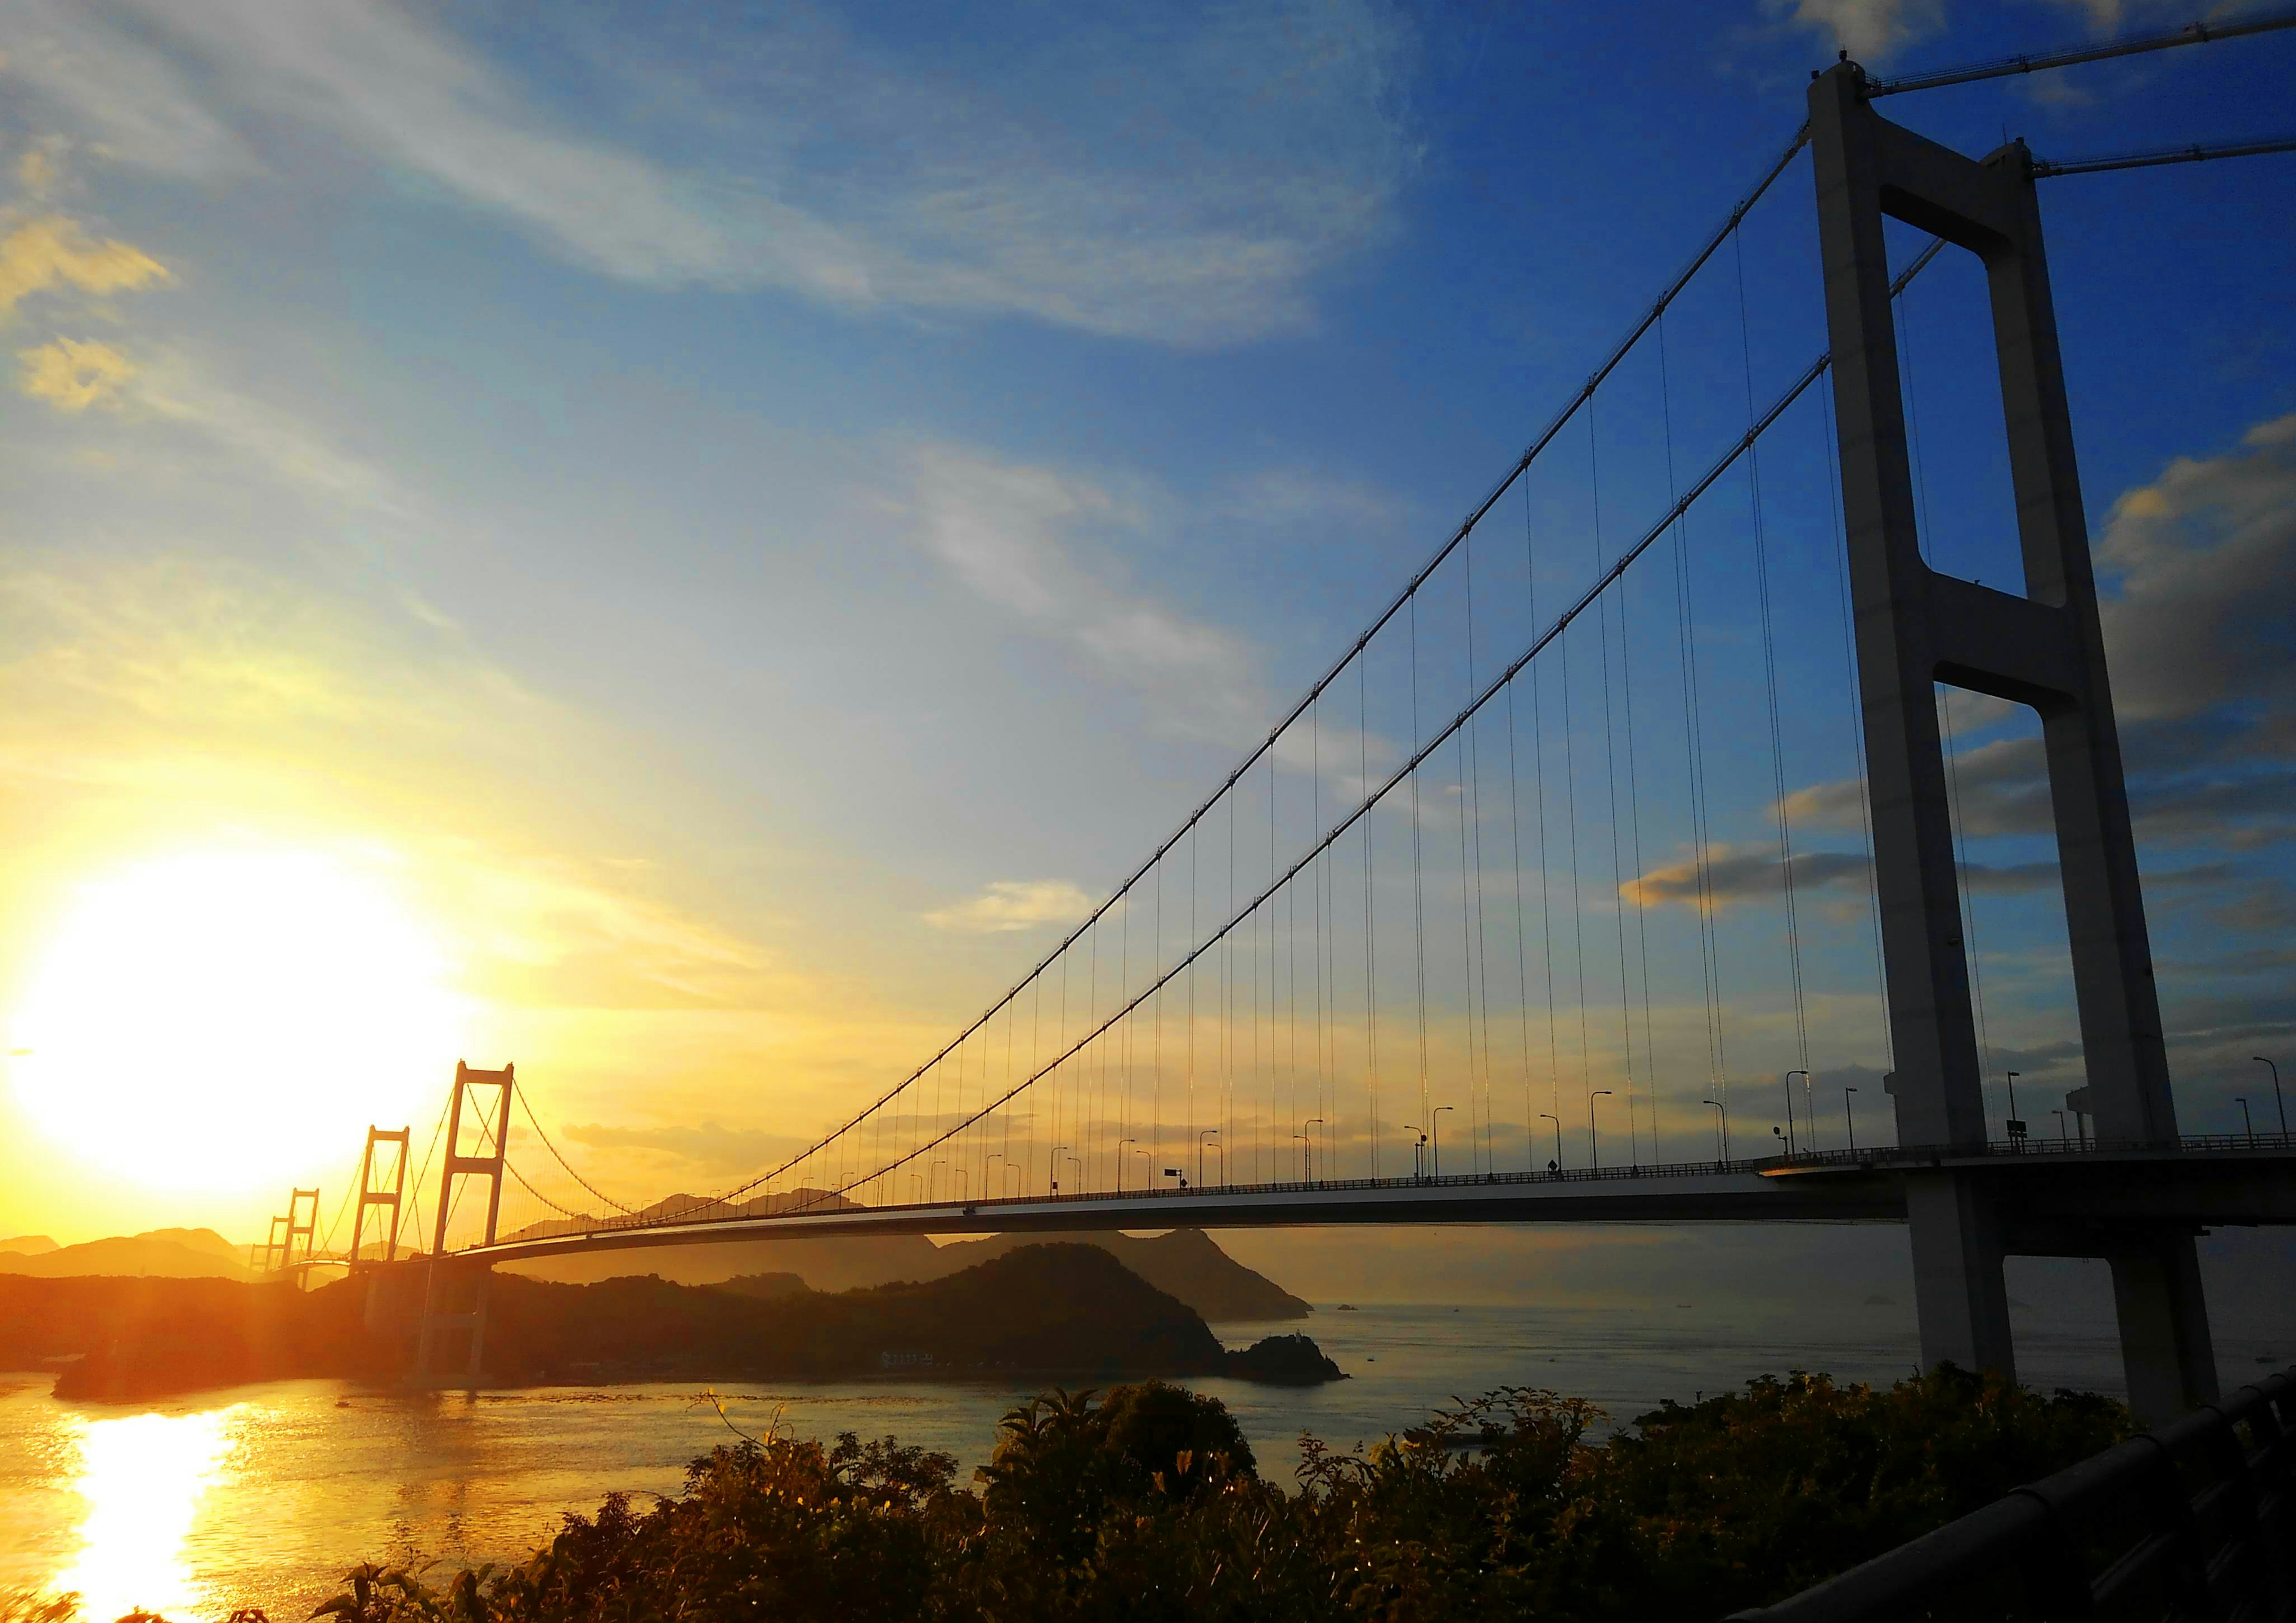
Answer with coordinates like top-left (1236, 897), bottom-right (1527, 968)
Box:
top-left (351, 1125), bottom-right (410, 1269)
top-left (414, 1062), bottom-right (513, 1386)
top-left (1808, 65), bottom-right (2213, 1418)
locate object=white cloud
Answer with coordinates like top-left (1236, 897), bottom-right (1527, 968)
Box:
top-left (2097, 412), bottom-right (2296, 728)
top-left (6, 0), bottom-right (1415, 347)
top-left (923, 879), bottom-right (1095, 935)
top-left (1763, 0), bottom-right (1947, 59)
top-left (896, 442), bottom-right (1263, 736)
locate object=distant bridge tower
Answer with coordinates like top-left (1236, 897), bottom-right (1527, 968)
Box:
top-left (1809, 64), bottom-right (2212, 1419)
top-left (260, 1187), bottom-right (320, 1283)
top-left (351, 1125), bottom-right (410, 1269)
top-left (415, 1062), bottom-right (513, 1386)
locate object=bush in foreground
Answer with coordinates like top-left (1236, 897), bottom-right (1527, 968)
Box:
top-left (130, 1368), bottom-right (2136, 1622)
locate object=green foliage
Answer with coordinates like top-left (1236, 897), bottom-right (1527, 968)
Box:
top-left (106, 1367), bottom-right (2133, 1623)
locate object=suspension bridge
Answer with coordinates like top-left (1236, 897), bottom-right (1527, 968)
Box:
top-left (260, 30), bottom-right (2296, 1423)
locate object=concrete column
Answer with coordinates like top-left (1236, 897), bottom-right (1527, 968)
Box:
top-left (1905, 1174), bottom-right (2016, 1380)
top-left (2109, 1238), bottom-right (2218, 1423)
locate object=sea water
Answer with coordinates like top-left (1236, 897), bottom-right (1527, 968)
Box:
top-left (0, 1302), bottom-right (2283, 1622)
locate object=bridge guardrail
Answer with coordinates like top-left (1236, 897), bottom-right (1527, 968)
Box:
top-left (1727, 1368), bottom-right (2295, 1623)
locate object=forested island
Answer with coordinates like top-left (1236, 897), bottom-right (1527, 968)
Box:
top-left (0, 1243), bottom-right (1339, 1400)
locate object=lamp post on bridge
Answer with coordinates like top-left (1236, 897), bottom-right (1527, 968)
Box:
top-left (1049, 1144), bottom-right (1069, 1195)
top-left (1784, 1070), bottom-right (1809, 1156)
top-left (1304, 1117), bottom-right (1325, 1184)
top-left (984, 1153), bottom-right (1003, 1200)
top-left (1404, 1126), bottom-right (1428, 1181)
top-left (1539, 1112), bottom-right (1562, 1176)
top-left (1702, 1098), bottom-right (1728, 1166)
top-left (2253, 1057), bottom-right (2286, 1138)
top-left (1588, 1091), bottom-right (1613, 1173)
top-left (2005, 1071), bottom-right (2026, 1150)
top-left (1198, 1128), bottom-right (1220, 1188)
top-left (1430, 1105), bottom-right (1454, 1179)
top-left (1845, 1085), bottom-right (1858, 1154)
top-left (2051, 1109), bottom-right (2068, 1147)
top-left (2236, 1098), bottom-right (2254, 1146)
top-left (1117, 1138), bottom-right (1137, 1193)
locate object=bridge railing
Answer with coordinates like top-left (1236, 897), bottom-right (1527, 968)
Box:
top-left (1727, 1368), bottom-right (2295, 1623)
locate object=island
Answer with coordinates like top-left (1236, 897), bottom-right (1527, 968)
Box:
top-left (0, 1243), bottom-right (1342, 1401)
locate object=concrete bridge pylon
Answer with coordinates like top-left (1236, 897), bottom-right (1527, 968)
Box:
top-left (1808, 63), bottom-right (2213, 1421)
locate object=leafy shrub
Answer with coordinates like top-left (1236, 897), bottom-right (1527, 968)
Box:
top-left (101, 1367), bottom-right (2132, 1623)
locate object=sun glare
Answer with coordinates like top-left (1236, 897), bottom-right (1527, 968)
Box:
top-left (8, 849), bottom-right (461, 1192)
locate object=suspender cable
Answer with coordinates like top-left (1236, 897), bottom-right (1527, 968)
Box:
top-left (1735, 225), bottom-right (1815, 1108)
top-left (1590, 396), bottom-right (1640, 1166)
top-left (707, 124), bottom-right (1818, 1211)
top-left (810, 341), bottom-right (1859, 1204)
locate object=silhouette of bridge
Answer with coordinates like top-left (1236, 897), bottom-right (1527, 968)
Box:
top-left (268, 28), bottom-right (2296, 1422)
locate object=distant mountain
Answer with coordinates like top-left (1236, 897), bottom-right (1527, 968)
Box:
top-left (0, 1229), bottom-right (250, 1280)
top-left (714, 1271), bottom-right (810, 1301)
top-left (505, 1225), bottom-right (1307, 1321)
top-left (506, 1230), bottom-right (942, 1292)
top-left (0, 1236), bottom-right (57, 1256)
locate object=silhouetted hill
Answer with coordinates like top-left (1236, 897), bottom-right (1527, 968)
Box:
top-left (505, 1226), bottom-right (1306, 1320)
top-left (0, 1274), bottom-right (379, 1399)
top-left (2, 1244), bottom-right (1341, 1399)
top-left (0, 1235), bottom-right (57, 1256)
top-left (0, 1228), bottom-right (251, 1280)
top-left (713, 1271), bottom-right (810, 1301)
top-left (933, 1229), bottom-right (1310, 1321)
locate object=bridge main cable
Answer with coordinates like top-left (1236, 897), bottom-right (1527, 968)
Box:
top-left (804, 240), bottom-right (1951, 1211)
top-left (719, 120), bottom-right (1821, 1208)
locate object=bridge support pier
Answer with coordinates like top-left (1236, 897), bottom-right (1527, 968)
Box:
top-left (2109, 1236), bottom-right (2217, 1422)
top-left (1905, 1175), bottom-right (2014, 1380)
top-left (1809, 65), bottom-right (2213, 1420)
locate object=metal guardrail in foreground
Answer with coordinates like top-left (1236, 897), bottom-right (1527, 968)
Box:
top-left (1729, 1368), bottom-right (2296, 1623)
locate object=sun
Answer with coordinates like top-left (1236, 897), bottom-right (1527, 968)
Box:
top-left (8, 848), bottom-right (462, 1193)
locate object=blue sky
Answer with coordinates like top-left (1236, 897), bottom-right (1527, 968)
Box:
top-left (0, 0), bottom-right (2290, 1273)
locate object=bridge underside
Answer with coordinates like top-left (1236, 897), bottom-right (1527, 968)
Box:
top-left (457, 1145), bottom-right (2294, 1268)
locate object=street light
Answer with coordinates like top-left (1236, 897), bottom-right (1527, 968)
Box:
top-left (1844, 1085), bottom-right (1859, 1154)
top-left (1118, 1137), bottom-right (1137, 1192)
top-left (1050, 1144), bottom-right (1069, 1194)
top-left (1588, 1090), bottom-right (1613, 1172)
top-left (1198, 1128), bottom-right (1221, 1188)
top-left (1403, 1126), bottom-right (1427, 1180)
top-left (931, 1159), bottom-right (948, 1202)
top-left (2254, 1057), bottom-right (2286, 1137)
top-left (1702, 1098), bottom-right (1729, 1164)
top-left (1303, 1117), bottom-right (1326, 1182)
top-left (1430, 1105), bottom-right (1454, 1178)
top-left (2051, 1108), bottom-right (2068, 1146)
top-left (984, 1152), bottom-right (1003, 1197)
top-left (2004, 1071), bottom-right (2025, 1149)
top-left (1784, 1070), bottom-right (1809, 1156)
top-left (2236, 1097), bottom-right (2254, 1145)
top-left (1538, 1112), bottom-right (1562, 1175)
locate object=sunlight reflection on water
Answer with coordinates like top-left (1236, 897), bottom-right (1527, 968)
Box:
top-left (54, 1406), bottom-right (237, 1622)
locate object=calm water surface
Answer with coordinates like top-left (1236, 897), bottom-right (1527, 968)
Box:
top-left (2, 1302), bottom-right (2277, 1621)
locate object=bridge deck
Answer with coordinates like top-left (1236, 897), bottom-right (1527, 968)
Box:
top-left (451, 1136), bottom-right (2294, 1267)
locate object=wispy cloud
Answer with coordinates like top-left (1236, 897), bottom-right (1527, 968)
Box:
top-left (1622, 841), bottom-right (2053, 909)
top-left (7, 0), bottom-right (1415, 347)
top-left (922, 879), bottom-right (1095, 935)
top-left (896, 442), bottom-right (1263, 737)
top-left (17, 335), bottom-right (133, 411)
top-left (0, 212), bottom-right (167, 314)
